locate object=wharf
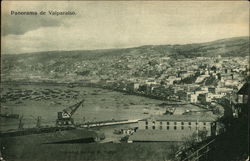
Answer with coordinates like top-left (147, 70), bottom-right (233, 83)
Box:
top-left (78, 119), bottom-right (139, 128)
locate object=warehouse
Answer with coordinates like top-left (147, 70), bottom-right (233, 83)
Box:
top-left (128, 113), bottom-right (217, 143)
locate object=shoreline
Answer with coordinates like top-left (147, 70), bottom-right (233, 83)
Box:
top-left (1, 80), bottom-right (183, 102)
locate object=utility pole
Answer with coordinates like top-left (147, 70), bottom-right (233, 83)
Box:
top-left (36, 116), bottom-right (42, 128)
top-left (196, 116), bottom-right (199, 161)
top-left (18, 115), bottom-right (24, 129)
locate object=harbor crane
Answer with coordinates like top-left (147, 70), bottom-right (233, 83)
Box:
top-left (56, 99), bottom-right (84, 126)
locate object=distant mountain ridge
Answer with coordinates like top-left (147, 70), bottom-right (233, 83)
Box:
top-left (2, 36), bottom-right (249, 59)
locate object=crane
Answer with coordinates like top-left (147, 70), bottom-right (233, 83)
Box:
top-left (56, 99), bottom-right (84, 127)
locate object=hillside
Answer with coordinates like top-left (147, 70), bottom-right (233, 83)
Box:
top-left (1, 36), bottom-right (249, 82)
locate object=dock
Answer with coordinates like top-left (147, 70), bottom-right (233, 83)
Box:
top-left (78, 119), bottom-right (139, 128)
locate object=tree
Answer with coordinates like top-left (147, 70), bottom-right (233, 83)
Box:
top-left (198, 130), bottom-right (208, 141)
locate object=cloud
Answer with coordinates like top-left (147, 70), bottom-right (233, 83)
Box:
top-left (1, 1), bottom-right (249, 54)
top-left (1, 1), bottom-right (75, 36)
top-left (1, 13), bottom-right (65, 36)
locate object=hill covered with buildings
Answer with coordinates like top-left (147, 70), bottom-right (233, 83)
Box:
top-left (1, 36), bottom-right (249, 83)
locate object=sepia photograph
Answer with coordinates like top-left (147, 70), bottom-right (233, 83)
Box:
top-left (0, 1), bottom-right (249, 161)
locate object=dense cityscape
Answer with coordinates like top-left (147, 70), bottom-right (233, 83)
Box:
top-left (1, 37), bottom-right (249, 161)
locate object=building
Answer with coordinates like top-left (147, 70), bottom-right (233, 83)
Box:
top-left (237, 83), bottom-right (249, 104)
top-left (198, 93), bottom-right (212, 103)
top-left (215, 87), bottom-right (233, 95)
top-left (236, 82), bottom-right (249, 117)
top-left (128, 114), bottom-right (217, 143)
top-left (187, 93), bottom-right (198, 103)
top-left (133, 83), bottom-right (140, 90)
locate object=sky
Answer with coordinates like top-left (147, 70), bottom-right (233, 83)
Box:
top-left (1, 1), bottom-right (249, 54)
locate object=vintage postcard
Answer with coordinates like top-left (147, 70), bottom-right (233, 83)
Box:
top-left (0, 1), bottom-right (249, 161)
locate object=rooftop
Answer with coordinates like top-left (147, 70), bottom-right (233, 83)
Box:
top-left (128, 130), bottom-right (195, 142)
top-left (6, 129), bottom-right (98, 144)
top-left (237, 82), bottom-right (249, 95)
top-left (141, 113), bottom-right (217, 122)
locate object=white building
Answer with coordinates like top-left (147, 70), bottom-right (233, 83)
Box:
top-left (128, 114), bottom-right (217, 143)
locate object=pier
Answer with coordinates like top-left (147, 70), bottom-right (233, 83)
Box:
top-left (78, 119), bottom-right (139, 128)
